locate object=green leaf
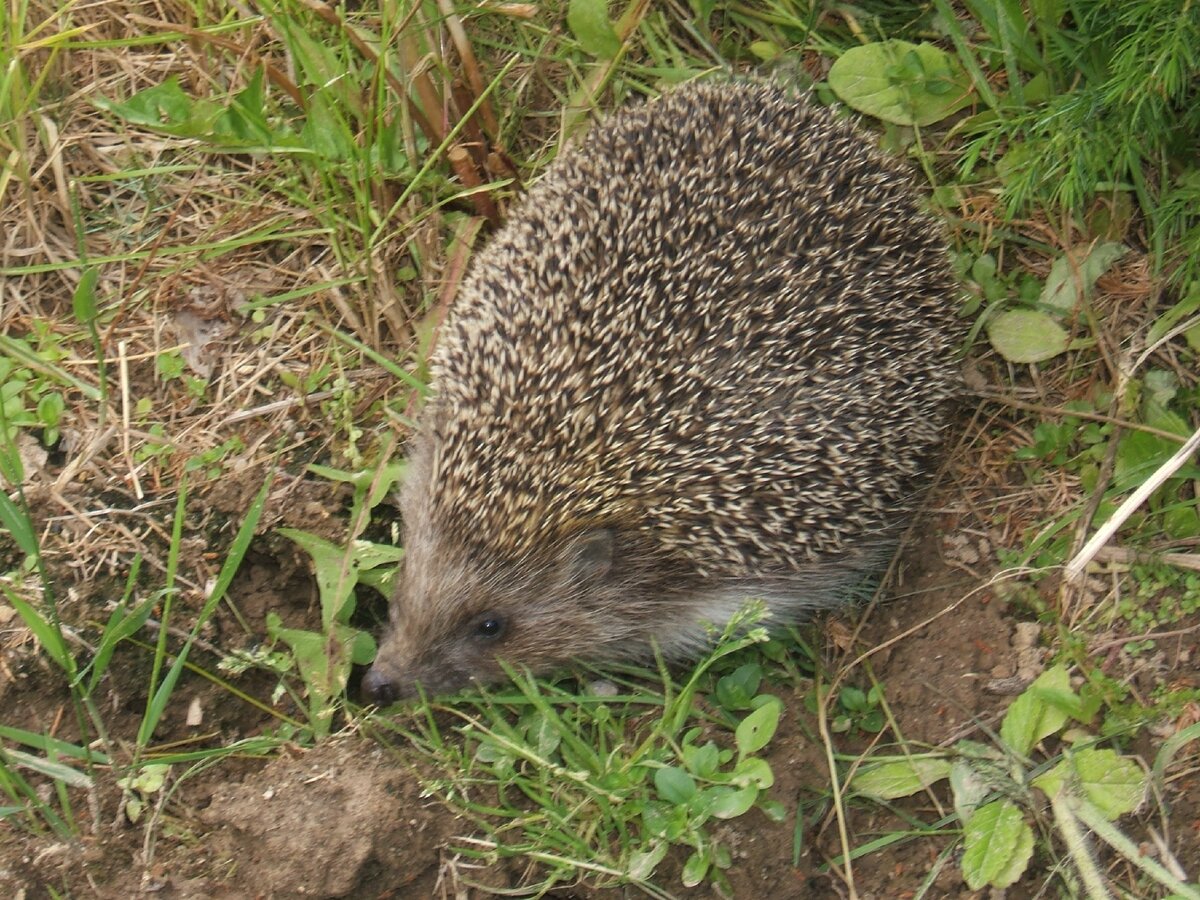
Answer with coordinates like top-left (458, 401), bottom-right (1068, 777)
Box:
top-left (72, 268), bottom-right (99, 325)
top-left (279, 528), bottom-right (360, 629)
top-left (4, 749), bottom-right (92, 789)
top-left (758, 799), bottom-right (787, 822)
top-left (0, 493), bottom-right (38, 557)
top-left (627, 841), bottom-right (668, 880)
top-left (120, 762), bottom-right (169, 795)
top-left (949, 757), bottom-right (993, 822)
top-left (1040, 242), bottom-right (1128, 313)
top-left (3, 587), bottom-right (71, 672)
top-left (95, 77), bottom-right (200, 127)
top-left (735, 697), bottom-right (781, 756)
top-left (567, 0), bottom-right (621, 58)
top-left (215, 67), bottom-right (273, 144)
top-left (961, 800), bottom-right (1034, 890)
top-left (85, 589), bottom-right (156, 693)
top-left (851, 757), bottom-right (953, 800)
top-left (0, 433), bottom-right (23, 486)
top-left (1146, 280), bottom-right (1200, 346)
top-left (731, 756), bottom-right (774, 789)
top-left (1074, 749), bottom-right (1145, 818)
top-left (140, 475), bottom-right (267, 746)
top-left (999, 664), bottom-right (1072, 756)
top-left (349, 629), bottom-right (377, 666)
top-left (828, 40), bottom-right (972, 126)
top-left (96, 74), bottom-right (304, 151)
top-left (708, 784), bottom-right (758, 819)
top-left (300, 93), bottom-right (354, 161)
top-left (0, 726), bottom-right (109, 765)
top-left (749, 40), bottom-right (780, 61)
top-left (840, 685), bottom-right (867, 712)
top-left (682, 740), bottom-right (720, 778)
top-left (654, 766), bottom-right (697, 804)
top-left (681, 849), bottom-right (709, 887)
top-left (987, 309), bottom-right (1070, 363)
top-left (715, 663), bottom-right (761, 710)
top-left (1035, 749), bottom-right (1146, 820)
top-left (349, 539), bottom-right (406, 571)
top-left (36, 392), bottom-right (64, 429)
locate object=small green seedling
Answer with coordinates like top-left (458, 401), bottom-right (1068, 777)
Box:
top-left (269, 459), bottom-right (404, 736)
top-left (850, 665), bottom-right (1197, 896)
top-left (385, 606), bottom-right (787, 895)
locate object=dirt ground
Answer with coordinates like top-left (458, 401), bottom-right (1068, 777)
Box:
top-left (6, 441), bottom-right (1196, 900)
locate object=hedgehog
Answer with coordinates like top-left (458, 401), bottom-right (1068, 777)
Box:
top-left (361, 79), bottom-right (960, 703)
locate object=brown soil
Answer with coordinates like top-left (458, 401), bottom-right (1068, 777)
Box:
top-left (9, 473), bottom-right (1195, 900)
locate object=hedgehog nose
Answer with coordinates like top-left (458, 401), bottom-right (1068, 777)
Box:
top-left (361, 665), bottom-right (399, 706)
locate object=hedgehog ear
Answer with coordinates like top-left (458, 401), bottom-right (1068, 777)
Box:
top-left (560, 528), bottom-right (615, 582)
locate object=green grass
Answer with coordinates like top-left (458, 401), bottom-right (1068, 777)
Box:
top-left (368, 611), bottom-right (791, 895)
top-left (2, 0), bottom-right (1200, 896)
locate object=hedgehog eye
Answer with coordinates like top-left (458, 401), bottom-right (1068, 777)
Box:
top-left (471, 612), bottom-right (507, 641)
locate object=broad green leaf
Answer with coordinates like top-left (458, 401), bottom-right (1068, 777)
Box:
top-left (654, 766), bottom-right (697, 804)
top-left (125, 797), bottom-right (145, 823)
top-left (681, 849), bottom-right (709, 887)
top-left (627, 842), bottom-right (668, 880)
top-left (270, 621), bottom-right (327, 692)
top-left (95, 77), bottom-right (202, 127)
top-left (350, 539), bottom-right (406, 571)
top-left (96, 75), bottom-right (304, 151)
top-left (682, 740), bottom-right (720, 778)
top-left (735, 697), bottom-right (781, 756)
top-left (851, 757), bottom-right (953, 799)
top-left (828, 40), bottom-right (971, 126)
top-left (1074, 749), bottom-right (1145, 818)
top-left (349, 629), bottom-right (377, 666)
top-left (215, 68), bottom-right (273, 145)
top-left (119, 763), bottom-right (169, 794)
top-left (36, 392), bottom-right (64, 428)
top-left (999, 664), bottom-right (1072, 756)
top-left (731, 756), bottom-right (774, 789)
top-left (987, 309), bottom-right (1070, 363)
top-left (750, 40), bottom-right (780, 61)
top-left (1035, 749), bottom-right (1145, 820)
top-left (715, 663), bottom-right (761, 710)
top-left (708, 784), bottom-right (758, 819)
top-left (527, 711), bottom-right (561, 758)
top-left (758, 799), bottom-right (787, 822)
top-left (949, 758), bottom-right (992, 820)
top-left (300, 93), bottom-right (354, 161)
top-left (1040, 243), bottom-right (1128, 313)
top-left (356, 565), bottom-right (397, 597)
top-left (279, 528), bottom-right (358, 629)
top-left (962, 799), bottom-right (1033, 890)
top-left (568, 0), bottom-right (621, 58)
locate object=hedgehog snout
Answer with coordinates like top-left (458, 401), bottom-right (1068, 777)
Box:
top-left (361, 663), bottom-right (404, 705)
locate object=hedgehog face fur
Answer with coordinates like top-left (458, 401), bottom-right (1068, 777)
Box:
top-left (362, 80), bottom-right (962, 703)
